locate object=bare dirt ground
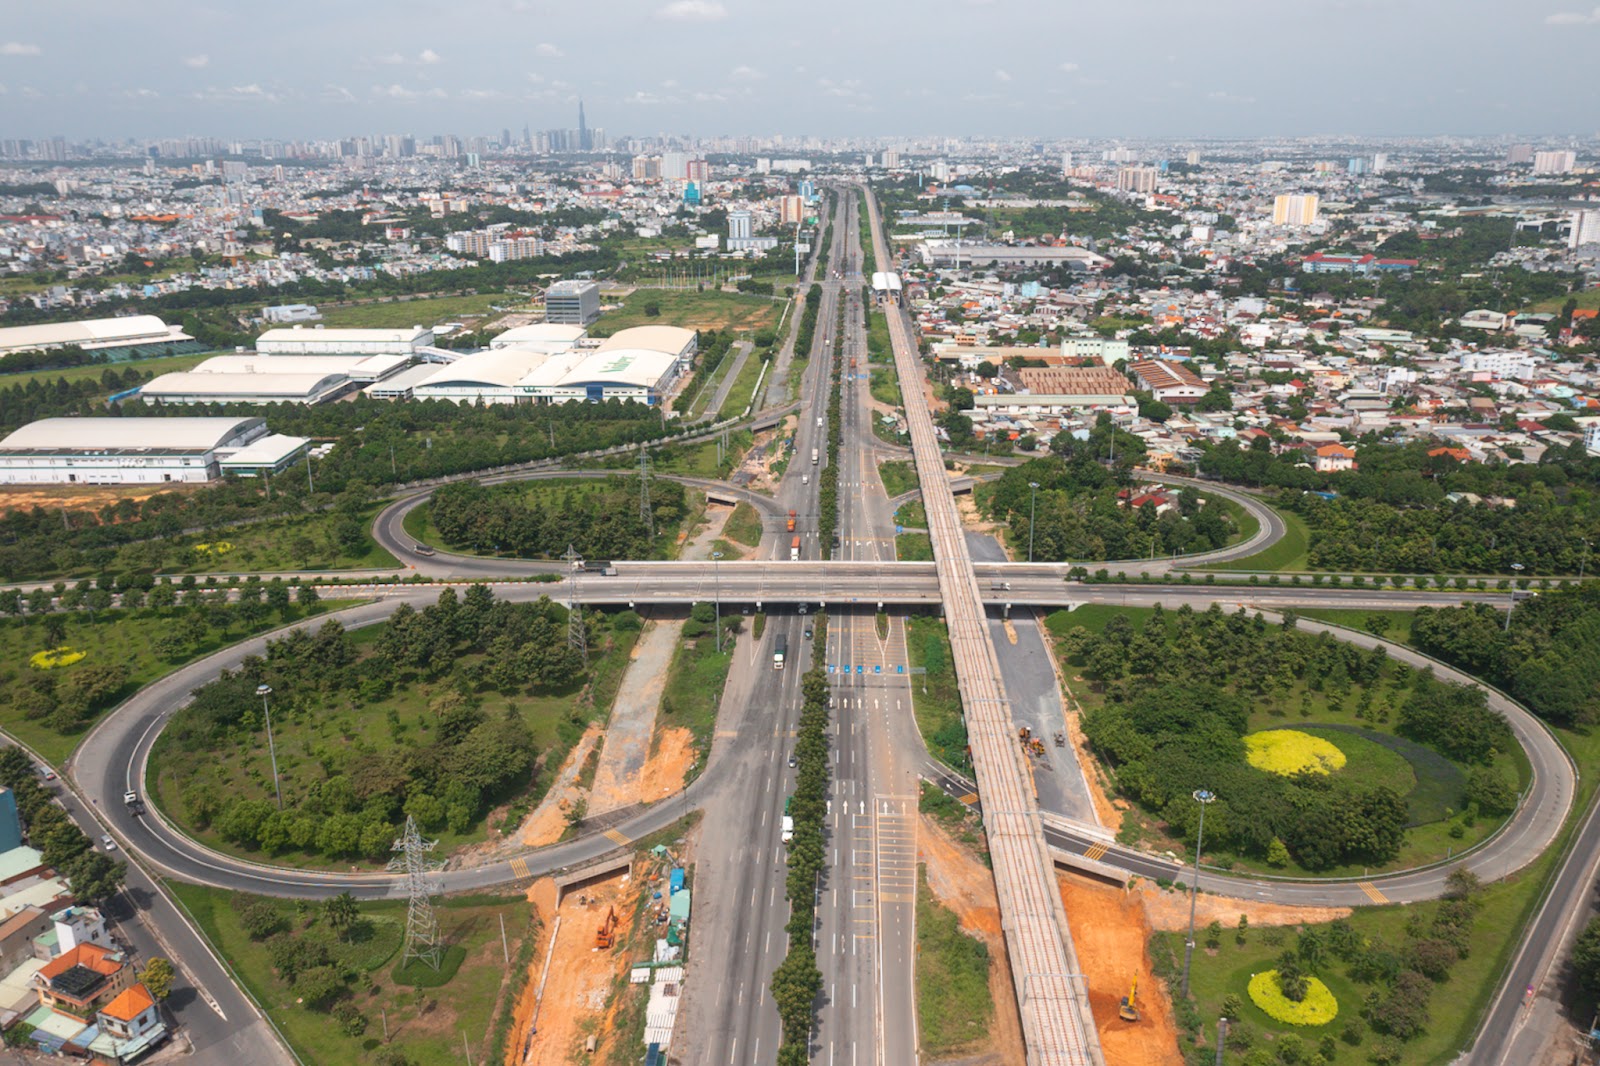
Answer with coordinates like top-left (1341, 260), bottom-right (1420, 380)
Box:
top-left (677, 502), bottom-right (731, 561)
top-left (638, 725), bottom-right (696, 804)
top-left (919, 816), bottom-right (1025, 1066)
top-left (1056, 871), bottom-right (1183, 1066)
top-left (589, 619), bottom-right (681, 815)
top-left (509, 872), bottom-right (642, 1066)
top-left (954, 491), bottom-right (1005, 538)
top-left (740, 418), bottom-right (794, 495)
top-left (517, 724), bottom-right (602, 848)
top-left (1134, 879), bottom-right (1350, 931)
top-left (0, 482), bottom-right (201, 515)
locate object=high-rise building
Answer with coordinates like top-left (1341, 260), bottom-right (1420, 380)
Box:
top-left (631, 155), bottom-right (660, 181)
top-left (1061, 151), bottom-right (1074, 176)
top-left (1272, 193), bottom-right (1320, 227)
top-left (545, 280), bottom-right (601, 325)
top-left (1534, 150), bottom-right (1577, 175)
top-left (1185, 150), bottom-right (1201, 166)
top-left (660, 152), bottom-right (690, 181)
top-left (728, 211), bottom-right (753, 241)
top-left (1372, 152), bottom-right (1388, 174)
top-left (1571, 210), bottom-right (1600, 250)
top-left (1115, 166), bottom-right (1157, 194)
top-left (686, 158), bottom-right (710, 182)
top-left (779, 195), bottom-right (806, 224)
top-left (882, 148), bottom-right (901, 168)
top-left (578, 99), bottom-right (589, 151)
top-left (1507, 144), bottom-right (1535, 165)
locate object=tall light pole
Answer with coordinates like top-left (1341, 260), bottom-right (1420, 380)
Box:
top-left (712, 550), bottom-right (723, 653)
top-left (256, 683), bottom-right (282, 810)
top-left (1027, 481), bottom-right (1040, 564)
top-left (1505, 562), bottom-right (1524, 632)
top-left (1181, 788), bottom-right (1216, 997)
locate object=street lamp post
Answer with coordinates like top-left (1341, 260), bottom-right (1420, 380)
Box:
top-left (1505, 562), bottom-right (1525, 632)
top-left (1181, 788), bottom-right (1216, 997)
top-left (256, 683), bottom-right (283, 810)
top-left (712, 551), bottom-right (723, 653)
top-left (1028, 481), bottom-right (1040, 564)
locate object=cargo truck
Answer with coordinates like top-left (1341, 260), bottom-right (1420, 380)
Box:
top-left (811, 448), bottom-right (819, 465)
top-left (786, 510), bottom-right (796, 532)
top-left (790, 535), bottom-right (801, 561)
top-left (774, 633), bottom-right (787, 670)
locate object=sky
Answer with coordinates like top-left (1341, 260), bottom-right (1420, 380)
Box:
top-left (1, 0), bottom-right (1597, 142)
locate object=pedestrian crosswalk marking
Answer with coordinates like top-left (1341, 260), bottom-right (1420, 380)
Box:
top-left (1358, 881), bottom-right (1388, 904)
top-left (510, 858), bottom-right (531, 879)
top-left (604, 829), bottom-right (631, 846)
top-left (958, 792), bottom-right (979, 806)
top-left (1083, 842), bottom-right (1109, 862)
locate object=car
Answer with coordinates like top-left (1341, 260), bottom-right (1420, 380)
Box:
top-left (804, 627), bottom-right (813, 639)
top-left (101, 836), bottom-right (117, 852)
top-left (37, 767), bottom-right (56, 781)
top-left (413, 543), bottom-right (436, 557)
top-left (787, 753), bottom-right (797, 768)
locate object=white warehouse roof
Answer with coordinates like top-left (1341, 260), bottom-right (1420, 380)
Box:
top-left (0, 315), bottom-right (191, 356)
top-left (193, 353), bottom-right (410, 382)
top-left (558, 350), bottom-right (679, 389)
top-left (491, 324), bottom-right (589, 350)
top-left (142, 371), bottom-right (350, 401)
top-left (596, 326), bottom-right (696, 358)
top-left (416, 349), bottom-right (549, 391)
top-left (257, 326), bottom-right (430, 347)
top-left (0, 416), bottom-right (265, 451)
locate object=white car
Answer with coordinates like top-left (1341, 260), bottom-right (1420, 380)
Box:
top-left (101, 836), bottom-right (117, 852)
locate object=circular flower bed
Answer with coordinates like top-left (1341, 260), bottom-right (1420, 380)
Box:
top-left (1244, 729), bottom-right (1346, 776)
top-left (1247, 970), bottom-right (1338, 1026)
top-left (30, 646), bottom-right (86, 670)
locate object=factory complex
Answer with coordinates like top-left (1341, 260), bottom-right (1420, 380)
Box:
top-left (0, 417), bottom-right (308, 485)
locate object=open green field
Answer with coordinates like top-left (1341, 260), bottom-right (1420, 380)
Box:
top-left (906, 614), bottom-right (969, 773)
top-left (1043, 603), bottom-right (1526, 878)
top-left (866, 311), bottom-right (892, 363)
top-left (148, 620), bottom-right (638, 867)
top-left (0, 598), bottom-right (354, 764)
top-left (0, 351), bottom-right (213, 391)
top-left (590, 289), bottom-right (782, 337)
top-left (315, 293), bottom-right (517, 329)
top-left (896, 533), bottom-right (933, 561)
top-left (1213, 495), bottom-right (1261, 549)
top-left (879, 461), bottom-right (918, 499)
top-left (723, 501), bottom-right (764, 548)
top-left (916, 866), bottom-right (994, 1058)
top-left (1533, 288), bottom-right (1600, 313)
top-left (159, 503), bottom-right (399, 574)
top-left (1297, 607), bottom-right (1418, 645)
top-left (869, 365), bottom-right (902, 407)
top-left (659, 625), bottom-right (734, 760)
top-left (717, 349), bottom-right (767, 419)
top-left (168, 882), bottom-right (528, 1066)
top-left (1197, 507), bottom-right (1311, 571)
top-left (894, 499), bottom-right (928, 530)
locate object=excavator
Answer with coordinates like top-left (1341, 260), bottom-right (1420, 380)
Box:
top-left (595, 906), bottom-right (618, 950)
top-left (1119, 975), bottom-right (1140, 1022)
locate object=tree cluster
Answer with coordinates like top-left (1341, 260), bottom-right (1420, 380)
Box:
top-left (1412, 583), bottom-right (1600, 726)
top-left (983, 456), bottom-right (1233, 562)
top-left (160, 586), bottom-right (601, 862)
top-left (1067, 605), bottom-right (1472, 870)
top-left (429, 476), bottom-right (684, 561)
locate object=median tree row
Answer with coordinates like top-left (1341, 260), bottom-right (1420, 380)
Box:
top-left (770, 620), bottom-right (832, 1066)
top-left (793, 283), bottom-right (823, 362)
top-left (818, 304), bottom-right (845, 554)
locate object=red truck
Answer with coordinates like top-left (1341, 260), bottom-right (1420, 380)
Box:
top-left (786, 510), bottom-right (797, 532)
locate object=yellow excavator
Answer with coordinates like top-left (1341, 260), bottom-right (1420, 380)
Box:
top-left (1119, 975), bottom-right (1140, 1022)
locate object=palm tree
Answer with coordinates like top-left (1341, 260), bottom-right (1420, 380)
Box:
top-left (323, 892), bottom-right (359, 941)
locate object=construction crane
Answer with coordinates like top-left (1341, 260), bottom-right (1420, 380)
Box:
top-left (1119, 975), bottom-right (1140, 1023)
top-left (595, 906), bottom-right (618, 950)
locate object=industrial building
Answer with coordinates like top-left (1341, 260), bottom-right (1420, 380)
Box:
top-left (970, 366), bottom-right (1134, 415)
top-left (543, 281), bottom-right (601, 326)
top-left (0, 315), bottom-right (197, 360)
top-left (0, 417), bottom-right (306, 484)
top-left (1129, 359), bottom-right (1209, 404)
top-left (410, 325), bottom-right (693, 406)
top-left (188, 352), bottom-right (410, 384)
top-left (915, 242), bottom-right (1110, 271)
top-left (489, 323), bottom-right (588, 352)
top-left (140, 370), bottom-right (353, 406)
top-left (255, 325), bottom-right (433, 357)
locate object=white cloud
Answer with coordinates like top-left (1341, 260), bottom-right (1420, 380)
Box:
top-left (322, 84), bottom-right (358, 103)
top-left (630, 90), bottom-right (665, 104)
top-left (194, 83), bottom-right (281, 103)
top-left (419, 48), bottom-right (442, 64)
top-left (534, 42), bottom-right (564, 57)
top-left (730, 64), bottom-right (763, 80)
top-left (656, 0), bottom-right (728, 21)
top-left (1545, 5), bottom-right (1600, 22)
top-left (183, 54), bottom-right (209, 69)
top-left (374, 52), bottom-right (405, 65)
top-left (0, 42), bottom-right (42, 56)
top-left (525, 71), bottom-right (545, 84)
top-left (120, 87), bottom-right (160, 99)
top-left (994, 68), bottom-right (1012, 82)
top-left (1058, 61), bottom-right (1079, 73)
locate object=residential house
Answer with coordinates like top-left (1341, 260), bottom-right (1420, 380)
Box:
top-left (1314, 443), bottom-right (1357, 472)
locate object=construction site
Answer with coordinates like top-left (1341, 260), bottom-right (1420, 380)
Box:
top-left (505, 828), bottom-right (697, 1066)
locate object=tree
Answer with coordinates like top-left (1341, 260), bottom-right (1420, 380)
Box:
top-left (322, 892), bottom-right (359, 941)
top-left (62, 851), bottom-right (125, 903)
top-left (140, 957), bottom-right (176, 1000)
top-left (1276, 950), bottom-right (1308, 1002)
top-left (1573, 916), bottom-right (1600, 995)
top-left (1267, 837), bottom-right (1291, 867)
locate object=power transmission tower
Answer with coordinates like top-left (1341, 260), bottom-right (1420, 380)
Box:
top-left (388, 815), bottom-right (444, 970)
top-left (563, 543), bottom-right (587, 656)
top-left (639, 444), bottom-right (654, 536)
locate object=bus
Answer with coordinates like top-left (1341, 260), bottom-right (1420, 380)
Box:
top-left (774, 633), bottom-right (788, 670)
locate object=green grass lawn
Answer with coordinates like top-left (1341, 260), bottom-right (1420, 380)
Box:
top-left (1296, 607), bottom-right (1417, 646)
top-left (315, 293), bottom-right (516, 329)
top-left (866, 311), bottom-right (892, 363)
top-left (723, 501), bottom-right (764, 548)
top-left (1199, 508), bottom-right (1311, 572)
top-left (894, 499), bottom-right (927, 529)
top-left (168, 882), bottom-right (528, 1066)
top-left (879, 461), bottom-right (919, 499)
top-left (717, 348), bottom-right (767, 419)
top-left (590, 289), bottom-right (781, 337)
top-left (916, 866), bottom-right (994, 1058)
top-left (0, 599), bottom-right (355, 764)
top-left (160, 503), bottom-right (399, 573)
top-left (1042, 603), bottom-right (1525, 878)
top-left (1214, 495), bottom-right (1261, 549)
top-left (896, 533), bottom-right (933, 561)
top-left (869, 365), bottom-right (902, 407)
top-left (1533, 288), bottom-right (1600, 313)
top-left (148, 623), bottom-right (638, 868)
top-left (0, 351), bottom-right (213, 391)
top-left (906, 615), bottom-right (969, 774)
top-left (659, 628), bottom-right (734, 759)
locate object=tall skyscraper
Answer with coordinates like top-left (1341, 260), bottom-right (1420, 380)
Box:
top-left (1115, 166), bottom-right (1157, 193)
top-left (1507, 144), bottom-right (1535, 165)
top-left (578, 99), bottom-right (590, 152)
top-left (1570, 210), bottom-right (1600, 250)
top-left (1534, 150), bottom-right (1577, 175)
top-left (728, 211), bottom-right (753, 241)
top-left (1273, 193), bottom-right (1320, 227)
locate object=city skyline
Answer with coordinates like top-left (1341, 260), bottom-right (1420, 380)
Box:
top-left (2, 0), bottom-right (1599, 140)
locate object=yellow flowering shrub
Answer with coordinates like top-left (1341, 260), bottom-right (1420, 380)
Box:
top-left (30, 646), bottom-right (86, 670)
top-left (1244, 729), bottom-right (1346, 776)
top-left (1248, 971), bottom-right (1338, 1026)
top-left (193, 541), bottom-right (234, 556)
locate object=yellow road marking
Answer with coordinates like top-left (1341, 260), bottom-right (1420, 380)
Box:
top-left (510, 858), bottom-right (530, 879)
top-left (604, 829), bottom-right (631, 847)
top-left (1358, 881), bottom-right (1388, 904)
top-left (958, 793), bottom-right (979, 806)
top-left (1083, 842), bottom-right (1109, 862)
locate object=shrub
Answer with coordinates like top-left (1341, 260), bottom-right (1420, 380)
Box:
top-left (1244, 730), bottom-right (1346, 776)
top-left (1247, 971), bottom-right (1338, 1026)
top-left (29, 646), bottom-right (86, 670)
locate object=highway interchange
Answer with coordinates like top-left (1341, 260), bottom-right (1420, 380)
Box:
top-left (38, 186), bottom-right (1600, 1065)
